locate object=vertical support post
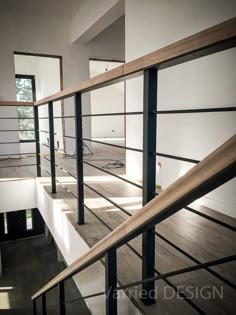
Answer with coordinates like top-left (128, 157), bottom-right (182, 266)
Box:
top-left (142, 68), bottom-right (157, 305)
top-left (48, 101), bottom-right (56, 193)
top-left (105, 248), bottom-right (117, 315)
top-left (74, 92), bottom-right (84, 224)
top-left (34, 106), bottom-right (41, 177)
top-left (58, 282), bottom-right (66, 315)
top-left (42, 293), bottom-right (47, 315)
top-left (32, 299), bottom-right (37, 315)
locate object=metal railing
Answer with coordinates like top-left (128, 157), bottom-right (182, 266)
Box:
top-left (0, 102), bottom-right (39, 177)
top-left (0, 17), bottom-right (235, 315)
top-left (31, 135), bottom-right (236, 315)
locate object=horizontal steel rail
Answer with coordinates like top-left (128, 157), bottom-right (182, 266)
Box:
top-left (39, 142), bottom-right (76, 159)
top-left (0, 152), bottom-right (36, 157)
top-left (38, 116), bottom-right (74, 119)
top-left (54, 116), bottom-right (75, 119)
top-left (42, 155), bottom-right (77, 180)
top-left (82, 111), bottom-right (143, 117)
top-left (0, 164), bottom-right (36, 169)
top-left (47, 291), bottom-right (106, 310)
top-left (116, 255), bottom-right (236, 291)
top-left (185, 206), bottom-right (236, 232)
top-left (153, 191), bottom-right (236, 231)
top-left (155, 106), bottom-right (236, 114)
top-left (0, 117), bottom-right (34, 119)
top-left (83, 160), bottom-right (143, 189)
top-left (82, 137), bottom-right (143, 153)
top-left (39, 130), bottom-right (75, 139)
top-left (0, 141), bottom-right (36, 144)
top-left (83, 182), bottom-right (132, 217)
top-left (0, 129), bottom-right (35, 132)
top-left (38, 130), bottom-right (49, 133)
top-left (155, 232), bottom-right (236, 289)
top-left (155, 152), bottom-right (200, 164)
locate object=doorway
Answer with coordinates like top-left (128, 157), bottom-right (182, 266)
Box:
top-left (0, 209), bottom-right (45, 242)
top-left (13, 52), bottom-right (65, 153)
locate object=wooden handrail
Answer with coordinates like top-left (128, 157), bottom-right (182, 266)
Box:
top-left (33, 17), bottom-right (236, 106)
top-left (32, 134), bottom-right (236, 299)
top-left (0, 101), bottom-right (34, 106)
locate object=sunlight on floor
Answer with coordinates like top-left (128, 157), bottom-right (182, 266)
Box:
top-left (0, 287), bottom-right (13, 310)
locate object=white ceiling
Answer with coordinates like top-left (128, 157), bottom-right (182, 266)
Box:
top-left (0, 0), bottom-right (86, 18)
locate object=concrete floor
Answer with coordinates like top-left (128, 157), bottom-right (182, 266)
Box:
top-left (0, 236), bottom-right (91, 315)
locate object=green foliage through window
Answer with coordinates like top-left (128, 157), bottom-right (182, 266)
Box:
top-left (15, 77), bottom-right (35, 141)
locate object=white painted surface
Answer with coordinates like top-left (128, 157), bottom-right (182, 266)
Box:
top-left (36, 178), bottom-right (141, 315)
top-left (71, 0), bottom-right (124, 44)
top-left (0, 6), bottom-right (125, 157)
top-left (0, 178), bottom-right (36, 212)
top-left (0, 0), bottom-right (86, 18)
top-left (89, 60), bottom-right (124, 138)
top-left (64, 16), bottom-right (125, 155)
top-left (0, 9), bottom-right (91, 159)
top-left (125, 0), bottom-right (236, 217)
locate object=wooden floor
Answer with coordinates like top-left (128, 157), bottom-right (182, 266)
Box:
top-left (1, 140), bottom-right (236, 314)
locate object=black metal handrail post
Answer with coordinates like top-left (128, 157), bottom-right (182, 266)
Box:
top-left (105, 248), bottom-right (117, 315)
top-left (32, 299), bottom-right (37, 315)
top-left (34, 105), bottom-right (41, 177)
top-left (58, 282), bottom-right (66, 315)
top-left (42, 293), bottom-right (47, 315)
top-left (141, 68), bottom-right (157, 305)
top-left (74, 92), bottom-right (85, 224)
top-left (48, 101), bottom-right (56, 193)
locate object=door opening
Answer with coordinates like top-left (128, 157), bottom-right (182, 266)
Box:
top-left (0, 209), bottom-right (45, 242)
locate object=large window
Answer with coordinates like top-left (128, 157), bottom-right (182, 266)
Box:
top-left (15, 75), bottom-right (36, 141)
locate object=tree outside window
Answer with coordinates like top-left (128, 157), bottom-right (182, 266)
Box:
top-left (15, 75), bottom-right (36, 141)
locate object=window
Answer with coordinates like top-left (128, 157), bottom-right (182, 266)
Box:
top-left (15, 75), bottom-right (36, 142)
top-left (26, 209), bottom-right (33, 230)
top-left (3, 213), bottom-right (8, 234)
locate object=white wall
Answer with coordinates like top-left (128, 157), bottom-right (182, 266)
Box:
top-left (36, 178), bottom-right (141, 315)
top-left (64, 15), bottom-right (125, 154)
top-left (0, 7), bottom-right (125, 158)
top-left (0, 9), bottom-right (91, 160)
top-left (90, 60), bottom-right (124, 138)
top-left (0, 179), bottom-right (37, 212)
top-left (71, 0), bottom-right (124, 43)
top-left (125, 0), bottom-right (236, 217)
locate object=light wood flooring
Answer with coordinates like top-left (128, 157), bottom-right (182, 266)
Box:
top-left (1, 140), bottom-right (236, 314)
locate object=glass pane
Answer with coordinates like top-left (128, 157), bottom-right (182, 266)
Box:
top-left (26, 209), bottom-right (33, 230)
top-left (16, 78), bottom-right (33, 102)
top-left (15, 77), bottom-right (35, 140)
top-left (4, 213), bottom-right (8, 234)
